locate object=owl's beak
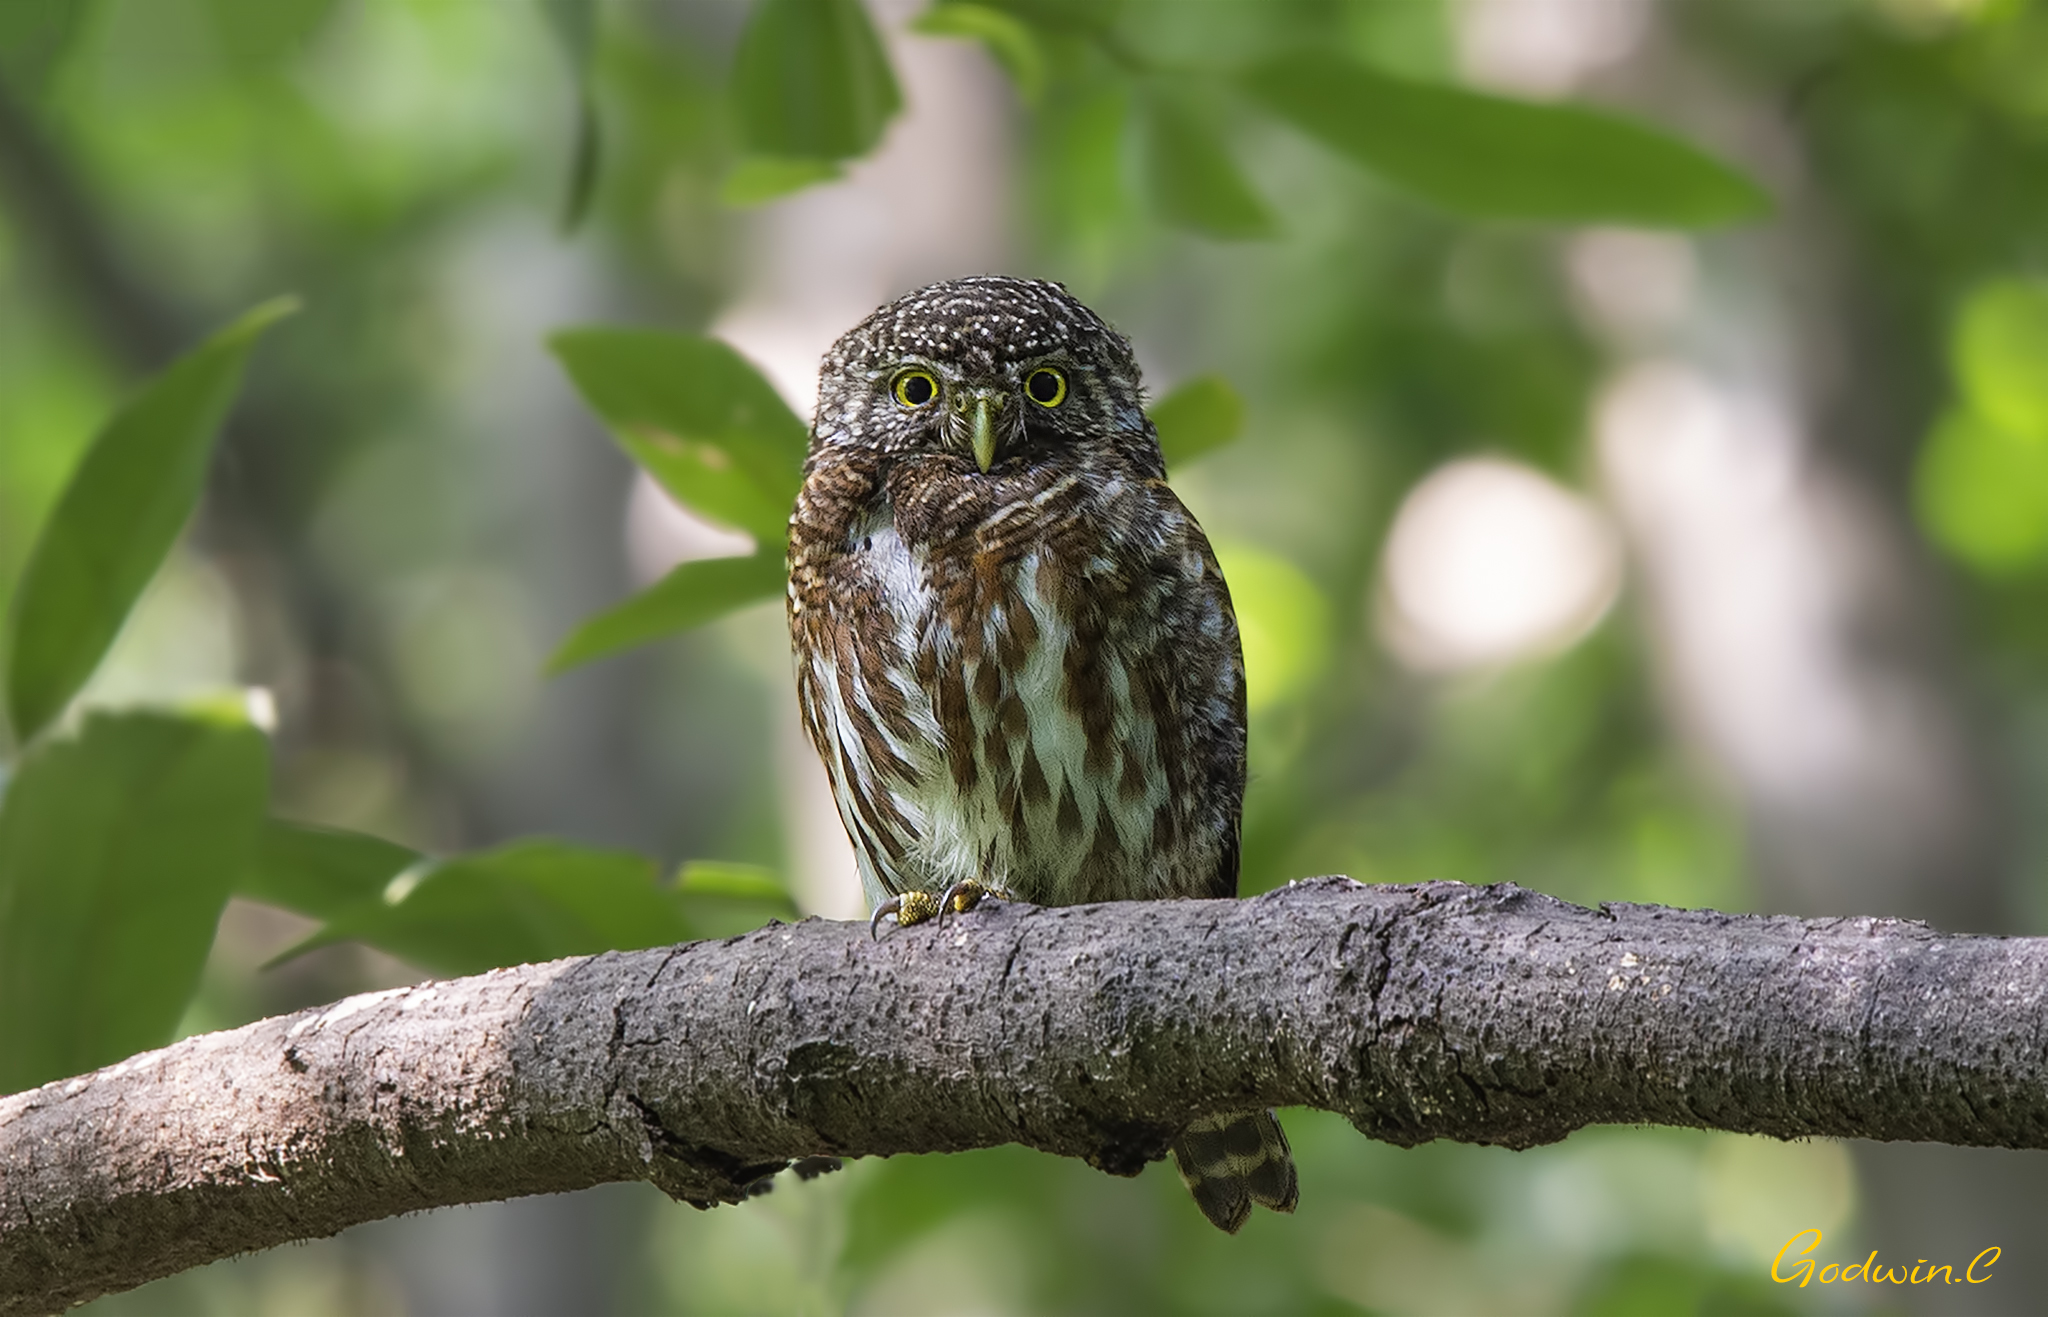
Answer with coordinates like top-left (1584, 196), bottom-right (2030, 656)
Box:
top-left (971, 395), bottom-right (999, 472)
top-left (978, 397), bottom-right (1003, 473)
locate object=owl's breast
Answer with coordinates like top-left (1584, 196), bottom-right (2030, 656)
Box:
top-left (788, 455), bottom-right (942, 663)
top-left (791, 452), bottom-right (1241, 910)
top-left (842, 498), bottom-right (932, 630)
top-left (788, 476), bottom-right (957, 908)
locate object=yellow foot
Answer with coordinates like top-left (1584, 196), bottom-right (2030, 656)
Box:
top-left (936, 878), bottom-right (1013, 924)
top-left (869, 890), bottom-right (941, 939)
top-left (869, 882), bottom-right (1017, 938)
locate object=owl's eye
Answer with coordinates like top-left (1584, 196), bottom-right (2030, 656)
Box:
top-left (893, 370), bottom-right (939, 407)
top-left (1025, 367), bottom-right (1067, 408)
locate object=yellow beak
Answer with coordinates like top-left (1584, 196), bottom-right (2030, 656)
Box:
top-left (972, 396), bottom-right (997, 472)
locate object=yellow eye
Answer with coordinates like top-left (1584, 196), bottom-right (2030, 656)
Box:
top-left (893, 370), bottom-right (939, 407)
top-left (1025, 367), bottom-right (1067, 408)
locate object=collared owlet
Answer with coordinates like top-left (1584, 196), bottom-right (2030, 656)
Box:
top-left (785, 275), bottom-right (1295, 1233)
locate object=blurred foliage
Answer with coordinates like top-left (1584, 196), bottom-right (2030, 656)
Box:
top-left (1916, 279), bottom-right (2048, 573)
top-left (0, 0), bottom-right (2042, 1311)
top-left (0, 706), bottom-right (267, 1093)
top-left (272, 838), bottom-right (690, 977)
top-left (1150, 372), bottom-right (1246, 469)
top-left (5, 298), bottom-right (293, 739)
top-left (1241, 52), bottom-right (1767, 226)
top-left (733, 0), bottom-right (899, 167)
top-left (538, 0), bottom-right (603, 230)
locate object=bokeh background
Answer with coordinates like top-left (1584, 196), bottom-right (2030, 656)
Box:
top-left (5, 0), bottom-right (2048, 1312)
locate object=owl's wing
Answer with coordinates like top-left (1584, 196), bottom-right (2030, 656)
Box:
top-left (793, 608), bottom-right (934, 909)
top-left (789, 463), bottom-right (937, 910)
top-left (1186, 526), bottom-right (1248, 901)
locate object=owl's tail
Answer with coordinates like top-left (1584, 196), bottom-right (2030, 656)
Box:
top-left (1171, 1110), bottom-right (1298, 1233)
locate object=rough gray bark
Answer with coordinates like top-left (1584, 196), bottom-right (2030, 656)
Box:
top-left (5, 877), bottom-right (2047, 1313)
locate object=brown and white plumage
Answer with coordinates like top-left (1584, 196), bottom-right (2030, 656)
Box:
top-left (786, 275), bottom-right (1293, 1232)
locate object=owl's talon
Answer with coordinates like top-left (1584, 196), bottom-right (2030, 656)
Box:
top-left (935, 879), bottom-right (1010, 925)
top-left (869, 890), bottom-right (942, 938)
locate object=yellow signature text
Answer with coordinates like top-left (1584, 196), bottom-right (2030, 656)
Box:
top-left (1773, 1229), bottom-right (1998, 1288)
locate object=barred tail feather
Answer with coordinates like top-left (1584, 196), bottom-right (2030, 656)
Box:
top-left (1170, 1110), bottom-right (1298, 1234)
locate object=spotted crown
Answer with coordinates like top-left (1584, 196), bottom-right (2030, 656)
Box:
top-left (810, 275), bottom-right (1163, 480)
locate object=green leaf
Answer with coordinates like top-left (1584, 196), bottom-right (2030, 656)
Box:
top-left (676, 860), bottom-right (794, 903)
top-left (1242, 54), bottom-right (1768, 228)
top-left (3, 298), bottom-right (299, 743)
top-left (549, 328), bottom-right (807, 544)
top-left (672, 860), bottom-right (799, 938)
top-left (559, 88), bottom-right (604, 232)
top-left (0, 710), bottom-right (269, 1094)
top-left (237, 818), bottom-right (419, 922)
top-left (732, 0), bottom-right (902, 161)
top-left (946, 0), bottom-right (1116, 34)
top-left (912, 3), bottom-right (1045, 104)
top-left (549, 551), bottom-right (786, 672)
top-left (1151, 374), bottom-right (1245, 470)
top-left (277, 839), bottom-right (690, 977)
top-left (538, 0), bottom-right (603, 232)
top-left (1141, 92), bottom-right (1273, 239)
top-left (721, 155), bottom-right (845, 206)
top-left (539, 0), bottom-right (597, 87)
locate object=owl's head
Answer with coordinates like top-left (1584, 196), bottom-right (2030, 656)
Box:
top-left (812, 276), bottom-right (1161, 479)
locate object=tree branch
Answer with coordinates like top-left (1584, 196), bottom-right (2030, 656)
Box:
top-left (6, 877), bottom-right (2046, 1312)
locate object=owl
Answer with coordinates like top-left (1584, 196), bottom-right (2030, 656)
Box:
top-left (785, 276), bottom-right (1294, 1233)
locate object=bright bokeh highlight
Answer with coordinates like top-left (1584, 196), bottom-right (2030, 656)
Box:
top-left (1380, 457), bottom-right (1622, 672)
